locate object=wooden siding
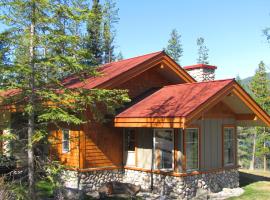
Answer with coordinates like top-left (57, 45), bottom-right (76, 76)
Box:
top-left (115, 66), bottom-right (172, 99)
top-left (50, 129), bottom-right (80, 168)
top-left (83, 122), bottom-right (123, 168)
top-left (193, 118), bottom-right (235, 170)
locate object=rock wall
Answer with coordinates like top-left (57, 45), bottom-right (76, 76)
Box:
top-left (62, 168), bottom-right (239, 199)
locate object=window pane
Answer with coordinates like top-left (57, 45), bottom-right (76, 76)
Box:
top-left (224, 127), bottom-right (234, 165)
top-left (155, 129), bottom-right (173, 170)
top-left (62, 129), bottom-right (70, 153)
top-left (185, 128), bottom-right (199, 171)
top-left (125, 129), bottom-right (135, 151)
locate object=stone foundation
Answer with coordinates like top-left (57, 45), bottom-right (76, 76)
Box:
top-left (62, 168), bottom-right (239, 199)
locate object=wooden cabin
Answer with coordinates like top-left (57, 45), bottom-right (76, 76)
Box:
top-left (2, 51), bottom-right (270, 198)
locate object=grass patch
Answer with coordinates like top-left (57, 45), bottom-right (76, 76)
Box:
top-left (229, 181), bottom-right (270, 200)
top-left (36, 180), bottom-right (54, 197)
top-left (229, 169), bottom-right (270, 199)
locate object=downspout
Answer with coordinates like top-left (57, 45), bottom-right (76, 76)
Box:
top-left (151, 130), bottom-right (154, 191)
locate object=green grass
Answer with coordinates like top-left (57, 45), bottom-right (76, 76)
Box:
top-left (229, 181), bottom-right (270, 200)
top-left (36, 180), bottom-right (54, 198)
top-left (228, 169), bottom-right (270, 200)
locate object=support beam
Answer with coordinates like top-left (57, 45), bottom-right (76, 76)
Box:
top-left (236, 114), bottom-right (257, 121)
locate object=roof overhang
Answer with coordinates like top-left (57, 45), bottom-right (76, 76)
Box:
top-left (114, 80), bottom-right (270, 128)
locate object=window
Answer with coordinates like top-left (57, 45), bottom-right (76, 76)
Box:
top-left (223, 127), bottom-right (235, 166)
top-left (185, 128), bottom-right (199, 171)
top-left (124, 129), bottom-right (135, 151)
top-left (62, 129), bottom-right (70, 153)
top-left (154, 129), bottom-right (174, 170)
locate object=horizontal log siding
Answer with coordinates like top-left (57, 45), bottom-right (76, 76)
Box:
top-left (84, 122), bottom-right (123, 168)
top-left (50, 130), bottom-right (80, 168)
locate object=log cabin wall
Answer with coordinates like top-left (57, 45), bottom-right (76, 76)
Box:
top-left (50, 129), bottom-right (80, 168)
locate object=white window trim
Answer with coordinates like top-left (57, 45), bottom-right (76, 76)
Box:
top-left (185, 128), bottom-right (199, 172)
top-left (153, 128), bottom-right (174, 171)
top-left (62, 129), bottom-right (70, 153)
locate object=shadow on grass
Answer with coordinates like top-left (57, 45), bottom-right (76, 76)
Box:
top-left (239, 171), bottom-right (270, 187)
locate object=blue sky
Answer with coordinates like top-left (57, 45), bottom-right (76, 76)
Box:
top-left (115, 0), bottom-right (270, 79)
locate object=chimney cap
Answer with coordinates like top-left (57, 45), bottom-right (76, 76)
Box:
top-left (183, 64), bottom-right (217, 70)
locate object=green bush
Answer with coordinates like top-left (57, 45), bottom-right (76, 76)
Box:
top-left (0, 154), bottom-right (16, 168)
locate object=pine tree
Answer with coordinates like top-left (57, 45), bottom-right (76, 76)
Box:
top-left (165, 29), bottom-right (183, 63)
top-left (116, 51), bottom-right (124, 61)
top-left (197, 37), bottom-right (209, 64)
top-left (249, 61), bottom-right (270, 171)
top-left (85, 0), bottom-right (103, 65)
top-left (102, 0), bottom-right (119, 63)
top-left (0, 0), bottom-right (129, 198)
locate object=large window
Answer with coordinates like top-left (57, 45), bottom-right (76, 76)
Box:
top-left (154, 129), bottom-right (174, 170)
top-left (223, 127), bottom-right (235, 166)
top-left (185, 128), bottom-right (199, 171)
top-left (62, 129), bottom-right (70, 153)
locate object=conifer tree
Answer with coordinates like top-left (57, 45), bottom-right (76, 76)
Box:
top-left (0, 0), bottom-right (129, 198)
top-left (249, 61), bottom-right (270, 171)
top-left (102, 0), bottom-right (119, 63)
top-left (197, 37), bottom-right (209, 64)
top-left (86, 0), bottom-right (103, 65)
top-left (165, 29), bottom-right (183, 64)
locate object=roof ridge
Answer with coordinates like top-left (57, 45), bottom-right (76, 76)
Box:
top-left (163, 78), bottom-right (235, 88)
top-left (100, 51), bottom-right (163, 68)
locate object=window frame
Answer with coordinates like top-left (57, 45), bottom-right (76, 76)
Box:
top-left (62, 129), bottom-right (70, 153)
top-left (184, 127), bottom-right (200, 172)
top-left (153, 128), bottom-right (174, 171)
top-left (222, 125), bottom-right (236, 167)
top-left (124, 129), bottom-right (136, 152)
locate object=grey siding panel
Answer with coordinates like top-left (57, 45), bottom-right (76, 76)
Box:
top-left (196, 118), bottom-right (235, 171)
top-left (204, 119), bottom-right (211, 169)
top-left (217, 120), bottom-right (222, 168)
top-left (137, 128), bottom-right (153, 169)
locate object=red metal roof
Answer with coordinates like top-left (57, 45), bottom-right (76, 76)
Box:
top-left (183, 64), bottom-right (217, 70)
top-left (63, 51), bottom-right (163, 89)
top-left (116, 79), bottom-right (234, 118)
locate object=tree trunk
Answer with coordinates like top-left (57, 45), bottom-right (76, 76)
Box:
top-left (249, 131), bottom-right (257, 170)
top-left (28, 2), bottom-right (36, 199)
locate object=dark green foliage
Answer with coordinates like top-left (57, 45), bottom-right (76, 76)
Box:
top-left (165, 29), bottom-right (183, 64)
top-left (249, 61), bottom-right (270, 112)
top-left (0, 0), bottom-right (128, 198)
top-left (85, 0), bottom-right (103, 65)
top-left (196, 37), bottom-right (209, 64)
top-left (103, 0), bottom-right (119, 63)
top-left (238, 127), bottom-right (255, 168)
